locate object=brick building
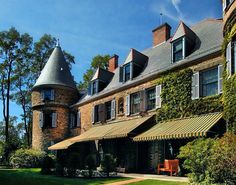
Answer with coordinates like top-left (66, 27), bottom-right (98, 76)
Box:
top-left (32, 10), bottom-right (235, 172)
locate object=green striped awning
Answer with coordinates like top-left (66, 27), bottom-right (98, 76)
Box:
top-left (48, 116), bottom-right (153, 150)
top-left (133, 112), bottom-right (222, 141)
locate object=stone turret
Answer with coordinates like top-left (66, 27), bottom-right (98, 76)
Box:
top-left (31, 44), bottom-right (78, 150)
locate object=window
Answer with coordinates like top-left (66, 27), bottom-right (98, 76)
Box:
top-left (41, 89), bottom-right (54, 101)
top-left (124, 63), bottom-right (131, 81)
top-left (91, 80), bottom-right (98, 95)
top-left (39, 112), bottom-right (57, 128)
top-left (226, 38), bottom-right (236, 77)
top-left (192, 65), bottom-right (223, 99)
top-left (223, 0), bottom-right (233, 11)
top-left (172, 38), bottom-right (184, 62)
top-left (70, 111), bottom-right (81, 128)
top-left (94, 105), bottom-right (100, 123)
top-left (130, 92), bottom-right (141, 114)
top-left (146, 88), bottom-right (156, 110)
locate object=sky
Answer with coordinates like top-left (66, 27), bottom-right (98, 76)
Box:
top-left (0, 0), bottom-right (222, 122)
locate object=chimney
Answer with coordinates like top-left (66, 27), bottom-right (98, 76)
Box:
top-left (108, 54), bottom-right (119, 72)
top-left (152, 23), bottom-right (171, 47)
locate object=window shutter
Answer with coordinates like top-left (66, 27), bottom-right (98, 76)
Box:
top-left (140, 90), bottom-right (146, 111)
top-left (41, 91), bottom-right (45, 100)
top-left (69, 113), bottom-right (74, 128)
top-left (182, 37), bottom-right (185, 59)
top-left (130, 62), bottom-right (133, 80)
top-left (125, 95), bottom-right (130, 116)
top-left (226, 42), bottom-right (232, 77)
top-left (99, 104), bottom-right (105, 122)
top-left (119, 66), bottom-right (123, 82)
top-left (191, 72), bottom-right (199, 100)
top-left (111, 99), bottom-right (116, 119)
top-left (52, 112), bottom-right (57, 128)
top-left (91, 106), bottom-right (95, 124)
top-left (88, 83), bottom-right (92, 95)
top-left (218, 65), bottom-right (223, 94)
top-left (95, 80), bottom-right (99, 94)
top-left (51, 89), bottom-right (55, 100)
top-left (155, 85), bottom-right (162, 109)
top-left (222, 0), bottom-right (226, 12)
top-left (39, 112), bottom-right (44, 128)
top-left (77, 111), bottom-right (81, 127)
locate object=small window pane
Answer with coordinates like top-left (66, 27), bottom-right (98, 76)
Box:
top-left (44, 112), bottom-right (53, 128)
top-left (173, 39), bottom-right (183, 62)
top-left (44, 90), bottom-right (52, 100)
top-left (92, 81), bottom-right (97, 94)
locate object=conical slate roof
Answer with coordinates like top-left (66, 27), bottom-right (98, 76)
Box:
top-left (33, 46), bottom-right (77, 90)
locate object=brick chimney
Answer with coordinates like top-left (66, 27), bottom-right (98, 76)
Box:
top-left (108, 54), bottom-right (118, 72)
top-left (152, 23), bottom-right (171, 46)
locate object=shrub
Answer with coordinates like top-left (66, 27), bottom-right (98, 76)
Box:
top-left (101, 154), bottom-right (116, 177)
top-left (65, 152), bottom-right (82, 177)
top-left (208, 133), bottom-right (236, 185)
top-left (178, 138), bottom-right (215, 184)
top-left (9, 148), bottom-right (46, 168)
top-left (85, 154), bottom-right (96, 178)
top-left (41, 154), bottom-right (55, 175)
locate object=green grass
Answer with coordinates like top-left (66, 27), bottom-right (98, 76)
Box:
top-left (0, 168), bottom-right (129, 185)
top-left (127, 179), bottom-right (188, 185)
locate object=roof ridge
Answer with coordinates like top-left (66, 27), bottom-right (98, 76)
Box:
top-left (191, 18), bottom-right (223, 29)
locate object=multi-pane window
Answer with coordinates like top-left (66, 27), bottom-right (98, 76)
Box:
top-left (39, 112), bottom-right (57, 128)
top-left (41, 89), bottom-right (54, 101)
top-left (200, 67), bottom-right (218, 97)
top-left (173, 38), bottom-right (184, 62)
top-left (70, 111), bottom-right (81, 128)
top-left (124, 63), bottom-right (131, 82)
top-left (146, 88), bottom-right (156, 110)
top-left (92, 80), bottom-right (97, 95)
top-left (192, 65), bottom-right (223, 100)
top-left (130, 92), bottom-right (141, 114)
top-left (94, 105), bottom-right (100, 123)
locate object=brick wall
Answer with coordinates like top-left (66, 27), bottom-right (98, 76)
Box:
top-left (32, 87), bottom-right (78, 150)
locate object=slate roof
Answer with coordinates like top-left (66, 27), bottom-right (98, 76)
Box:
top-left (74, 19), bottom-right (223, 106)
top-left (33, 46), bottom-right (77, 90)
top-left (91, 68), bottom-right (114, 82)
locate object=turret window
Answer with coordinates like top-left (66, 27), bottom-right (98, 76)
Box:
top-left (39, 111), bottom-right (57, 128)
top-left (41, 89), bottom-right (54, 101)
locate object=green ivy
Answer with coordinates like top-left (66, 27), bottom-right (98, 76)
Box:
top-left (222, 24), bottom-right (236, 133)
top-left (156, 69), bottom-right (223, 123)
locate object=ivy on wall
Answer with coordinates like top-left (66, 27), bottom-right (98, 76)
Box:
top-left (156, 69), bottom-right (223, 123)
top-left (222, 24), bottom-right (236, 133)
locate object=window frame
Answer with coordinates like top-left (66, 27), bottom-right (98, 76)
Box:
top-left (130, 92), bottom-right (141, 115)
top-left (146, 87), bottom-right (156, 111)
top-left (172, 37), bottom-right (185, 63)
top-left (123, 63), bottom-right (131, 82)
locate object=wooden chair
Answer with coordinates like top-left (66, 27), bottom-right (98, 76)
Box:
top-left (157, 159), bottom-right (179, 176)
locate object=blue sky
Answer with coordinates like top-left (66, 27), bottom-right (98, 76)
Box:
top-left (0, 0), bottom-right (222, 121)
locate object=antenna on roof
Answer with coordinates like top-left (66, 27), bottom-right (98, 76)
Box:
top-left (56, 38), bottom-right (60, 47)
top-left (160, 13), bottom-right (163, 25)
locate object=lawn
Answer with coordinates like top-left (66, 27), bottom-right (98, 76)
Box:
top-left (0, 168), bottom-right (129, 185)
top-left (127, 179), bottom-right (188, 185)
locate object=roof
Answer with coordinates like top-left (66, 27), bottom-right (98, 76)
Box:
top-left (123, 48), bottom-right (148, 65)
top-left (48, 115), bottom-right (153, 150)
top-left (133, 112), bottom-right (223, 141)
top-left (33, 46), bottom-right (77, 90)
top-left (75, 19), bottom-right (223, 106)
top-left (91, 68), bottom-right (114, 82)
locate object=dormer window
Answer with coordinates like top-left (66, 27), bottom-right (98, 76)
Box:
top-left (92, 80), bottom-right (98, 95)
top-left (172, 38), bottom-right (184, 62)
top-left (124, 63), bottom-right (131, 82)
top-left (41, 89), bottom-right (54, 101)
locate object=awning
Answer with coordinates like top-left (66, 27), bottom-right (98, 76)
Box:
top-left (133, 112), bottom-right (222, 141)
top-left (48, 137), bottom-right (75, 150)
top-left (49, 115), bottom-right (153, 150)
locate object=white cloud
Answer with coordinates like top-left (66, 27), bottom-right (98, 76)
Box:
top-left (171, 0), bottom-right (182, 15)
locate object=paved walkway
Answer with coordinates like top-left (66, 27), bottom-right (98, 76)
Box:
top-left (117, 173), bottom-right (188, 182)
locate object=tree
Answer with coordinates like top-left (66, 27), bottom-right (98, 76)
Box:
top-left (0, 27), bottom-right (26, 158)
top-left (78, 54), bottom-right (110, 90)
